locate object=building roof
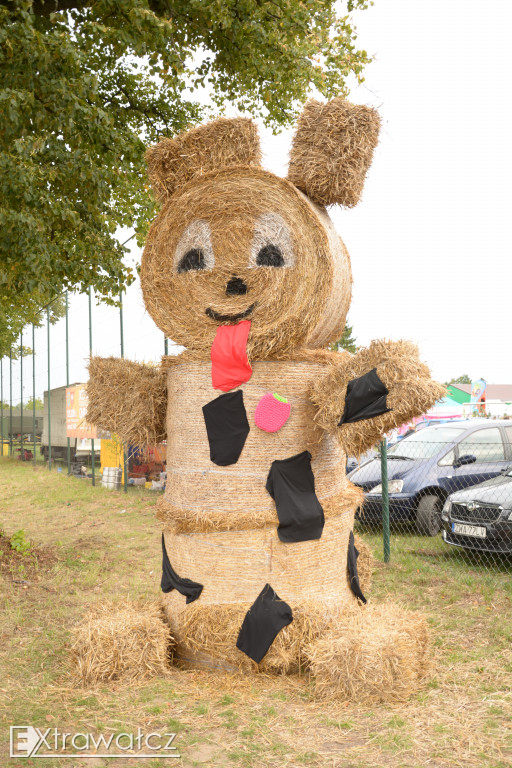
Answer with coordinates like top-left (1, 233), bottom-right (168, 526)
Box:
top-left (451, 383), bottom-right (512, 402)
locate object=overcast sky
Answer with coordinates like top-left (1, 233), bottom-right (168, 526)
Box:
top-left (4, 0), bottom-right (512, 405)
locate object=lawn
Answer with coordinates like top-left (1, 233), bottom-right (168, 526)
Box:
top-left (1, 458), bottom-right (511, 768)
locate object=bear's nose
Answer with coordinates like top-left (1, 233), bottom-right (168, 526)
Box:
top-left (226, 276), bottom-right (248, 296)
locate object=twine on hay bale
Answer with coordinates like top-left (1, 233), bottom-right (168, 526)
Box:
top-left (146, 117), bottom-right (262, 203)
top-left (287, 98), bottom-right (381, 208)
top-left (69, 602), bottom-right (174, 685)
top-left (310, 339), bottom-right (446, 457)
top-left (141, 166), bottom-right (351, 358)
top-left (86, 356), bottom-right (167, 447)
top-left (305, 602), bottom-right (430, 704)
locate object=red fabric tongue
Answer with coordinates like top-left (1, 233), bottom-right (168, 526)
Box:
top-left (211, 320), bottom-right (252, 391)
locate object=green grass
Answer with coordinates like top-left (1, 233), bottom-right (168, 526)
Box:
top-left (1, 457), bottom-right (512, 767)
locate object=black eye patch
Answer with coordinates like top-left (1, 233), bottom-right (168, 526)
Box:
top-left (177, 248), bottom-right (205, 273)
top-left (256, 244), bottom-right (284, 267)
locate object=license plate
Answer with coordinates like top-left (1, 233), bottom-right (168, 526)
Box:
top-left (452, 522), bottom-right (486, 538)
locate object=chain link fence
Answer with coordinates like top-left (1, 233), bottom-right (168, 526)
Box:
top-left (349, 420), bottom-right (512, 574)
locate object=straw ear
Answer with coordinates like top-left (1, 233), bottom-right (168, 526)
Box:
top-left (146, 117), bottom-right (262, 203)
top-left (287, 98), bottom-right (381, 208)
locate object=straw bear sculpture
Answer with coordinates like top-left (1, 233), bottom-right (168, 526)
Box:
top-left (87, 98), bottom-right (444, 677)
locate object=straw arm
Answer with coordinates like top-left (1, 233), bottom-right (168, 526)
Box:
top-left (86, 356), bottom-right (168, 447)
top-left (309, 340), bottom-right (446, 457)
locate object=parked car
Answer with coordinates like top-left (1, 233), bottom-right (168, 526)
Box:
top-left (348, 419), bottom-right (512, 536)
top-left (346, 448), bottom-right (378, 474)
top-left (441, 467), bottom-right (512, 554)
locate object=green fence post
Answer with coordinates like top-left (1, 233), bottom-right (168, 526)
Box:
top-left (9, 348), bottom-right (13, 457)
top-left (32, 325), bottom-right (36, 468)
top-left (164, 336), bottom-right (168, 356)
top-left (65, 292), bottom-right (71, 475)
top-left (120, 291), bottom-right (128, 494)
top-left (88, 287), bottom-right (95, 486)
top-left (380, 439), bottom-right (390, 563)
top-left (47, 307), bottom-right (51, 470)
top-left (20, 331), bottom-right (23, 459)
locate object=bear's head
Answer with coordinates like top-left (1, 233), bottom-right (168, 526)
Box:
top-left (141, 98), bottom-right (380, 359)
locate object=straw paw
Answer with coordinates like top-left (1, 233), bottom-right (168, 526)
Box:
top-left (309, 340), bottom-right (446, 457)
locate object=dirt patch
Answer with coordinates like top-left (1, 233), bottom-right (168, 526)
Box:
top-left (0, 531), bottom-right (58, 582)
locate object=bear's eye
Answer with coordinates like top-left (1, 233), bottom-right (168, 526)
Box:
top-left (256, 244), bottom-right (284, 268)
top-left (249, 212), bottom-right (294, 269)
top-left (178, 248), bottom-right (205, 273)
top-left (174, 219), bottom-right (215, 273)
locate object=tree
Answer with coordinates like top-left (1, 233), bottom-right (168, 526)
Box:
top-left (446, 374), bottom-right (472, 386)
top-left (24, 397), bottom-right (44, 410)
top-left (0, 0), bottom-right (372, 356)
top-left (0, 294), bottom-right (65, 359)
top-left (330, 322), bottom-right (358, 354)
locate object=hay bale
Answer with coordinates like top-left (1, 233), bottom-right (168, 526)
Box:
top-left (309, 339), bottom-right (447, 456)
top-left (287, 98), bottom-right (381, 208)
top-left (141, 167), bottom-right (351, 358)
top-left (157, 358), bottom-right (363, 534)
top-left (70, 602), bottom-right (173, 685)
top-left (146, 117), bottom-right (262, 203)
top-left (306, 602), bottom-right (430, 704)
top-left (177, 600), bottom-right (338, 674)
top-left (86, 356), bottom-right (167, 447)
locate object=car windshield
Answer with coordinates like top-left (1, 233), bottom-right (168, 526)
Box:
top-left (387, 427), bottom-right (465, 460)
top-left (507, 466), bottom-right (512, 478)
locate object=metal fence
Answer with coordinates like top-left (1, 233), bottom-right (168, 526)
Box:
top-left (0, 263), bottom-right (176, 491)
top-left (350, 424), bottom-right (512, 572)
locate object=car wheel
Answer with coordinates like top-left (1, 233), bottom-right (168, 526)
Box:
top-left (415, 494), bottom-right (442, 536)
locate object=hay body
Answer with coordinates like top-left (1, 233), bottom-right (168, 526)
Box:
top-left (161, 511), bottom-right (355, 609)
top-left (306, 602), bottom-right (430, 703)
top-left (86, 356), bottom-right (167, 447)
top-left (70, 602), bottom-right (173, 685)
top-left (141, 167), bottom-right (351, 358)
top-left (146, 117), bottom-right (262, 203)
top-left (309, 339), bottom-right (446, 456)
top-left (287, 98), bottom-right (381, 208)
top-left (159, 358), bottom-right (361, 533)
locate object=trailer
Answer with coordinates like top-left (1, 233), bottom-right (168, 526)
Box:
top-left (42, 384), bottom-right (95, 462)
top-left (0, 411), bottom-right (44, 441)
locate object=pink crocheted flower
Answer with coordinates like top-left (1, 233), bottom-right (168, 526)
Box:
top-left (254, 393), bottom-right (291, 432)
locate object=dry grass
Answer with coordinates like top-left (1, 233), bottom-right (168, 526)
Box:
top-left (70, 601), bottom-right (174, 686)
top-left (146, 117), bottom-right (262, 203)
top-left (86, 355), bottom-right (167, 447)
top-left (310, 339), bottom-right (446, 456)
top-left (288, 97), bottom-right (381, 208)
top-left (306, 602), bottom-right (430, 704)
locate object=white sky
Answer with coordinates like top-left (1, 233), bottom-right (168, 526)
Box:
top-left (4, 0), bottom-right (512, 405)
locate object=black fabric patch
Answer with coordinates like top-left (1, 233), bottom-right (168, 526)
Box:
top-left (202, 390), bottom-right (250, 466)
top-left (347, 530), bottom-right (367, 604)
top-left (161, 534), bottom-right (203, 604)
top-left (236, 584), bottom-right (293, 663)
top-left (266, 450), bottom-right (325, 543)
top-left (338, 367), bottom-right (391, 426)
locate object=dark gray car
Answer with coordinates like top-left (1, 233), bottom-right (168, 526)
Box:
top-left (442, 467), bottom-right (512, 554)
